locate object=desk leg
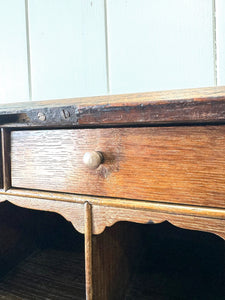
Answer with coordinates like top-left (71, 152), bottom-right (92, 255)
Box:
top-left (85, 202), bottom-right (93, 300)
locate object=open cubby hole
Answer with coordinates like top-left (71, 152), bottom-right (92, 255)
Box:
top-left (0, 201), bottom-right (85, 299)
top-left (93, 221), bottom-right (225, 300)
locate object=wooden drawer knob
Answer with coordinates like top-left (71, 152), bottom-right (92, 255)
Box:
top-left (83, 151), bottom-right (104, 169)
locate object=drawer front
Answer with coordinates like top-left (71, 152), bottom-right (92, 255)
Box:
top-left (11, 126), bottom-right (225, 208)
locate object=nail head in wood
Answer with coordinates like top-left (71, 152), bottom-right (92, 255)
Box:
top-left (61, 109), bottom-right (70, 119)
top-left (37, 112), bottom-right (46, 121)
top-left (83, 151), bottom-right (103, 169)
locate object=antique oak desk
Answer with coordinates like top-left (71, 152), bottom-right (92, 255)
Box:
top-left (0, 87), bottom-right (224, 299)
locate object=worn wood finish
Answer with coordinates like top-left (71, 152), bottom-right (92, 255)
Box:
top-left (0, 86), bottom-right (225, 127)
top-left (0, 195), bottom-right (85, 234)
top-left (91, 205), bottom-right (225, 240)
top-left (0, 87), bottom-right (225, 298)
top-left (1, 188), bottom-right (224, 220)
top-left (11, 126), bottom-right (225, 208)
top-left (1, 128), bottom-right (11, 191)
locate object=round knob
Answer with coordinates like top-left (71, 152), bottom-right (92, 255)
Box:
top-left (83, 151), bottom-right (104, 169)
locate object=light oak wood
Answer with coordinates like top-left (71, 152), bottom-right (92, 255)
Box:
top-left (85, 202), bottom-right (93, 300)
top-left (0, 189), bottom-right (224, 239)
top-left (91, 205), bottom-right (225, 240)
top-left (92, 222), bottom-right (141, 300)
top-left (2, 188), bottom-right (224, 220)
top-left (1, 86), bottom-right (225, 111)
top-left (0, 195), bottom-right (85, 234)
top-left (0, 87), bottom-right (224, 299)
top-left (11, 126), bottom-right (225, 208)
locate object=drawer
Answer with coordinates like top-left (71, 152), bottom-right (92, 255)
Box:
top-left (11, 126), bottom-right (225, 208)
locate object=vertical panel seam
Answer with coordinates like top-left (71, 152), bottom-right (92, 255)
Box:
top-left (212, 0), bottom-right (218, 86)
top-left (25, 0), bottom-right (32, 100)
top-left (104, 0), bottom-right (110, 94)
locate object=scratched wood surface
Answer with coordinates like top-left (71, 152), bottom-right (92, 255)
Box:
top-left (0, 86), bottom-right (225, 127)
top-left (11, 126), bottom-right (225, 208)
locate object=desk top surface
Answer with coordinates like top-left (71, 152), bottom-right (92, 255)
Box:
top-left (0, 86), bottom-right (225, 127)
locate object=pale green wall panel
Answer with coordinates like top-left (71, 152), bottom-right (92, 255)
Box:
top-left (216, 0), bottom-right (225, 85)
top-left (28, 0), bottom-right (107, 100)
top-left (107, 0), bottom-right (215, 94)
top-left (0, 0), bottom-right (29, 103)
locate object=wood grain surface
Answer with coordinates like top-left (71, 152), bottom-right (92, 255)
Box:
top-left (84, 202), bottom-right (93, 300)
top-left (11, 126), bottom-right (225, 208)
top-left (91, 205), bottom-right (225, 240)
top-left (92, 222), bottom-right (141, 300)
top-left (2, 188), bottom-right (224, 220)
top-left (0, 86), bottom-right (225, 127)
top-left (0, 249), bottom-right (85, 300)
top-left (0, 196), bottom-right (85, 234)
top-left (0, 189), bottom-right (224, 239)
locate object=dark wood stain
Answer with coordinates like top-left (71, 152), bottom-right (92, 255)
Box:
top-left (0, 86), bottom-right (225, 127)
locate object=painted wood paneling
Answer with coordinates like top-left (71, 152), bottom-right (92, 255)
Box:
top-left (216, 0), bottom-right (225, 85)
top-left (106, 0), bottom-right (215, 94)
top-left (28, 0), bottom-right (107, 100)
top-left (0, 1), bottom-right (29, 103)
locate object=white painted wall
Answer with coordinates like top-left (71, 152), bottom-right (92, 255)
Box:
top-left (106, 0), bottom-right (214, 93)
top-left (0, 0), bottom-right (222, 104)
top-left (0, 0), bottom-right (29, 103)
top-left (28, 0), bottom-right (107, 100)
top-left (216, 0), bottom-right (225, 85)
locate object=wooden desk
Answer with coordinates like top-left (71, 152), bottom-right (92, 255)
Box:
top-left (0, 87), bottom-right (224, 299)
